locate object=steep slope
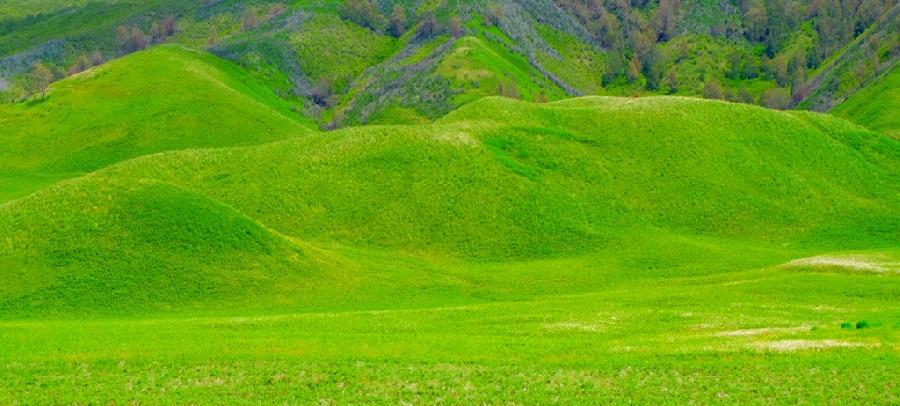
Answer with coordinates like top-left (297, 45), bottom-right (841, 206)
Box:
top-left (831, 64), bottom-right (899, 137)
top-left (0, 44), bottom-right (311, 202)
top-left (2, 96), bottom-right (897, 316)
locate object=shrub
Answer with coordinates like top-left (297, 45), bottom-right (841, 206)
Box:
top-left (855, 320), bottom-right (870, 329)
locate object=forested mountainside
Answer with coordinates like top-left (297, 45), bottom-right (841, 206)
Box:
top-left (1, 0), bottom-right (897, 128)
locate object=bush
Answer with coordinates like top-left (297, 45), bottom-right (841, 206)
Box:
top-left (855, 320), bottom-right (870, 329)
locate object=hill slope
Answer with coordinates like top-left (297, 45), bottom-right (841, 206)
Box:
top-left (831, 64), bottom-right (899, 137)
top-left (2, 96), bottom-right (897, 317)
top-left (0, 45), bottom-right (311, 202)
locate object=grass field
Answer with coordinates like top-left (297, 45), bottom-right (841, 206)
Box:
top-left (1, 46), bottom-right (898, 402)
top-left (1, 250), bottom-right (898, 402)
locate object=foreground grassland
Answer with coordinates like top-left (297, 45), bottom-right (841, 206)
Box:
top-left (1, 93), bottom-right (898, 402)
top-left (1, 254), bottom-right (898, 403)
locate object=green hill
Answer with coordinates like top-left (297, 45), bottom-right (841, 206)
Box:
top-left (0, 45), bottom-right (310, 202)
top-left (2, 96), bottom-right (897, 317)
top-left (831, 64), bottom-right (899, 137)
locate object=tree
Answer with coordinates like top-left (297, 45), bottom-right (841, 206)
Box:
top-left (161, 15), bottom-right (178, 36)
top-left (665, 68), bottom-right (679, 93)
top-left (91, 50), bottom-right (103, 66)
top-left (267, 4), bottom-right (286, 20)
top-left (449, 16), bottom-right (463, 38)
top-left (702, 80), bottom-right (723, 99)
top-left (150, 21), bottom-right (164, 43)
top-left (389, 5), bottom-right (406, 37)
top-left (773, 54), bottom-right (789, 86)
top-left (486, 3), bottom-right (503, 26)
top-left (744, 0), bottom-right (768, 42)
top-left (727, 50), bottom-right (743, 79)
top-left (626, 56), bottom-right (642, 83)
top-left (208, 25), bottom-right (218, 45)
top-left (28, 62), bottom-right (53, 98)
top-left (498, 80), bottom-right (521, 99)
top-left (760, 87), bottom-right (791, 109)
top-left (417, 12), bottom-right (438, 38)
top-left (131, 27), bottom-right (148, 51)
top-left (310, 77), bottom-right (333, 107)
top-left (116, 25), bottom-right (130, 54)
top-left (738, 87), bottom-right (754, 103)
top-left (242, 7), bottom-right (258, 31)
top-left (597, 10), bottom-right (619, 49)
top-left (67, 54), bottom-right (91, 76)
top-left (654, 0), bottom-right (679, 41)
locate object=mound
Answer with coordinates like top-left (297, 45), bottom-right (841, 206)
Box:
top-left (0, 176), bottom-right (311, 317)
top-left (150, 97), bottom-right (900, 256)
top-left (0, 45), bottom-right (311, 202)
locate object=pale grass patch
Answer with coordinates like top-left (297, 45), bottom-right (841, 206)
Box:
top-left (431, 130), bottom-right (479, 147)
top-left (751, 339), bottom-right (876, 352)
top-left (782, 255), bottom-right (899, 273)
top-left (715, 325), bottom-right (811, 337)
top-left (544, 321), bottom-right (604, 332)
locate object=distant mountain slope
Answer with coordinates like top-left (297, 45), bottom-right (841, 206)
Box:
top-left (0, 45), bottom-right (311, 202)
top-left (831, 64), bottom-right (899, 137)
top-left (2, 96), bottom-right (897, 316)
top-left (3, 0), bottom-right (896, 127)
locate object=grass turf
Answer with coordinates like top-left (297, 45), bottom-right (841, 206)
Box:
top-left (0, 44), bottom-right (311, 203)
top-left (0, 83), bottom-right (898, 401)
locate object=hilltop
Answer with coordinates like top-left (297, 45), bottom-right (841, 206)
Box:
top-left (2, 95), bottom-right (897, 317)
top-left (0, 45), bottom-right (310, 202)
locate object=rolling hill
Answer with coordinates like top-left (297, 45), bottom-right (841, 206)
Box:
top-left (2, 95), bottom-right (897, 317)
top-left (1, 2), bottom-right (899, 401)
top-left (0, 44), bottom-right (310, 202)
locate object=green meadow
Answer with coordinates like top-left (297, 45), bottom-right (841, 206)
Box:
top-left (1, 45), bottom-right (898, 403)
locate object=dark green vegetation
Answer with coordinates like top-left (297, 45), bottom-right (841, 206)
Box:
top-left (1, 1), bottom-right (899, 403)
top-left (2, 0), bottom-right (897, 127)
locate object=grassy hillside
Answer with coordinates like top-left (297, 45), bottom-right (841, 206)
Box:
top-left (831, 64), bottom-right (899, 137)
top-left (0, 44), bottom-right (310, 202)
top-left (6, 1), bottom-right (896, 128)
top-left (2, 96), bottom-right (897, 317)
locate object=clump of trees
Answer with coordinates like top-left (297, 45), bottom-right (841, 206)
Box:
top-left (497, 81), bottom-right (521, 99)
top-left (4, 51), bottom-right (107, 102)
top-left (116, 15), bottom-right (178, 55)
top-left (27, 63), bottom-right (53, 99)
top-left (338, 1), bottom-right (454, 40)
top-left (340, 0), bottom-right (387, 32)
top-left (389, 5), bottom-right (407, 37)
top-left (553, 0), bottom-right (895, 108)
